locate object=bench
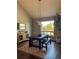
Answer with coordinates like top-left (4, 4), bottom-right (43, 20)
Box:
top-left (41, 38), bottom-right (51, 50)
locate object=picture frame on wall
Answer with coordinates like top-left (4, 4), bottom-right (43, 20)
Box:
top-left (17, 23), bottom-right (26, 30)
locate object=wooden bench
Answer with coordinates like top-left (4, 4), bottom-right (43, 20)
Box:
top-left (41, 38), bottom-right (51, 50)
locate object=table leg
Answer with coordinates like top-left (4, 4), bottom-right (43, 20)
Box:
top-left (39, 40), bottom-right (41, 49)
top-left (29, 38), bottom-right (32, 47)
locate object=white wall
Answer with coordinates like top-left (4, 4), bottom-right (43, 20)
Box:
top-left (17, 2), bottom-right (32, 41)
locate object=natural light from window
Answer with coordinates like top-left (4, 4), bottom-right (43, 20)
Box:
top-left (41, 20), bottom-right (54, 36)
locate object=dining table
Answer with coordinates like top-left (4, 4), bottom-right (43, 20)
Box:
top-left (28, 35), bottom-right (48, 49)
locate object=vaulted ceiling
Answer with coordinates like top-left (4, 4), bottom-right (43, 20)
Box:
top-left (18, 0), bottom-right (61, 19)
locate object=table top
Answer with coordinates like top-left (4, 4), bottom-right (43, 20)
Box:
top-left (28, 35), bottom-right (48, 40)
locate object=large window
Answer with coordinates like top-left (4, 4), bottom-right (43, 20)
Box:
top-left (41, 21), bottom-right (54, 36)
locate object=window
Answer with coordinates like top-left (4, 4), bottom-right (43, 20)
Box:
top-left (41, 21), bottom-right (54, 36)
top-left (19, 24), bottom-right (26, 30)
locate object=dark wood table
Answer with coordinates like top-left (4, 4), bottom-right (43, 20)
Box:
top-left (28, 35), bottom-right (48, 49)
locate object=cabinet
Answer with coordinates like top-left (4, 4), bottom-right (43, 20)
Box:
top-left (17, 31), bottom-right (29, 43)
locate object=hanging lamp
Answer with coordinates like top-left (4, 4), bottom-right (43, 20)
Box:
top-left (38, 0), bottom-right (41, 2)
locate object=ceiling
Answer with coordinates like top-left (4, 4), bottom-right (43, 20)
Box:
top-left (18, 0), bottom-right (61, 19)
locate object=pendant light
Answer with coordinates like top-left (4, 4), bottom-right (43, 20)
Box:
top-left (37, 0), bottom-right (41, 25)
top-left (38, 0), bottom-right (41, 2)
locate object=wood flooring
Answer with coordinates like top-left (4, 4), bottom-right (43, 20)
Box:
top-left (17, 41), bottom-right (61, 59)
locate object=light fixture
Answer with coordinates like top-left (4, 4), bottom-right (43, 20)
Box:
top-left (37, 0), bottom-right (41, 25)
top-left (38, 0), bottom-right (41, 1)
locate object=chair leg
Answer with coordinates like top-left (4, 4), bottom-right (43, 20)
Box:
top-left (46, 44), bottom-right (47, 50)
top-left (42, 44), bottom-right (43, 48)
top-left (50, 40), bottom-right (51, 44)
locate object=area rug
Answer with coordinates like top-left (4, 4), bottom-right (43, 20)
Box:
top-left (17, 42), bottom-right (52, 58)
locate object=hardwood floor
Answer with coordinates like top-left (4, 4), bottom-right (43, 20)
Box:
top-left (17, 49), bottom-right (42, 59)
top-left (17, 41), bottom-right (61, 59)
